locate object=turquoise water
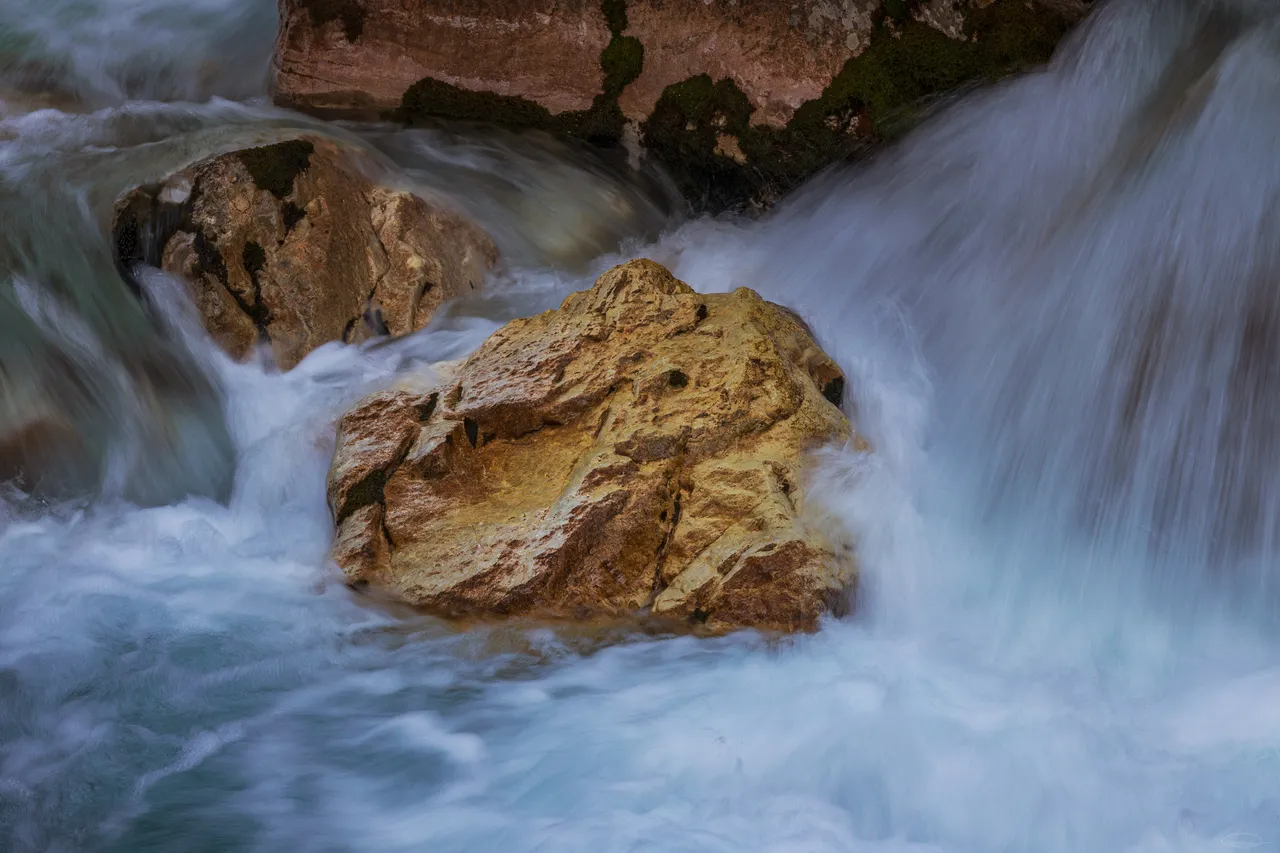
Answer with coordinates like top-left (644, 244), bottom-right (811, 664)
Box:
top-left (4, 0), bottom-right (1280, 849)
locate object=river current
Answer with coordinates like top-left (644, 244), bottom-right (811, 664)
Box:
top-left (3, 0), bottom-right (1280, 850)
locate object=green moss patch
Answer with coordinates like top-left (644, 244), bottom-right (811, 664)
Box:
top-left (304, 0), bottom-right (364, 42)
top-left (397, 69), bottom-right (638, 145)
top-left (883, 0), bottom-right (912, 21)
top-left (235, 140), bottom-right (315, 200)
top-left (798, 0), bottom-right (1069, 134)
top-left (639, 75), bottom-right (757, 210)
top-left (398, 76), bottom-right (557, 129)
top-left (643, 0), bottom-right (1073, 210)
top-left (601, 0), bottom-right (628, 33)
top-left (393, 0), bottom-right (1072, 209)
top-left (601, 34), bottom-right (643, 97)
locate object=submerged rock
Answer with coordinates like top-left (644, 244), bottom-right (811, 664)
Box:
top-left (272, 0), bottom-right (1089, 209)
top-left (0, 339), bottom-right (237, 506)
top-left (327, 259), bottom-right (859, 633)
top-left (113, 137), bottom-right (497, 370)
top-left (0, 373), bottom-right (91, 498)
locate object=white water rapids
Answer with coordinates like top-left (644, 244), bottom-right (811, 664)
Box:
top-left (4, 0), bottom-right (1280, 850)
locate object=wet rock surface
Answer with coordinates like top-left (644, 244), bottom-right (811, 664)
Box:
top-left (114, 137), bottom-right (497, 370)
top-left (327, 259), bottom-right (859, 633)
top-left (272, 0), bottom-right (1089, 209)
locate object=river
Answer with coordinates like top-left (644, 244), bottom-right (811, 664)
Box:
top-left (2, 0), bottom-right (1280, 850)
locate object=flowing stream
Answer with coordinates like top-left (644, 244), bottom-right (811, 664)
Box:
top-left (4, 0), bottom-right (1280, 850)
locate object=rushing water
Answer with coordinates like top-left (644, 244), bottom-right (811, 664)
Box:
top-left (5, 0), bottom-right (1280, 850)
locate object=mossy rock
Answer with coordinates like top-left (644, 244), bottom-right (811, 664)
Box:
top-left (601, 34), bottom-right (643, 98)
top-left (601, 0), bottom-right (628, 33)
top-left (396, 76), bottom-right (631, 144)
top-left (396, 0), bottom-right (641, 145)
top-left (393, 0), bottom-right (1076, 211)
top-left (398, 77), bottom-right (558, 130)
top-left (639, 76), bottom-right (760, 211)
top-left (643, 0), bottom-right (1074, 210)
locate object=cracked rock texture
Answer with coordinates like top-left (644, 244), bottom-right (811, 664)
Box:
top-left (113, 137), bottom-right (497, 370)
top-left (327, 259), bottom-right (859, 632)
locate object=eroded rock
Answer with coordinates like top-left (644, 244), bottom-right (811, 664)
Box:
top-left (272, 0), bottom-right (1089, 208)
top-left (327, 259), bottom-right (859, 632)
top-left (114, 137), bottom-right (497, 370)
top-left (273, 0), bottom-right (614, 120)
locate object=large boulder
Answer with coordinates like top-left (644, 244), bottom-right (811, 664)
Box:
top-left (327, 259), bottom-right (859, 632)
top-left (114, 137), bottom-right (497, 370)
top-left (272, 0), bottom-right (1088, 208)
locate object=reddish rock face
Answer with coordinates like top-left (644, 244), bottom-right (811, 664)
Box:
top-left (271, 0), bottom-right (1087, 208)
top-left (272, 0), bottom-right (1086, 124)
top-left (617, 0), bottom-right (877, 129)
top-left (328, 259), bottom-right (861, 633)
top-left (272, 0), bottom-right (612, 118)
top-left (272, 0), bottom-right (878, 126)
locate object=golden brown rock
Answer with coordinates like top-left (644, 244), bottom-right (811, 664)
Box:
top-left (327, 259), bottom-right (858, 632)
top-left (114, 137), bottom-right (497, 370)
